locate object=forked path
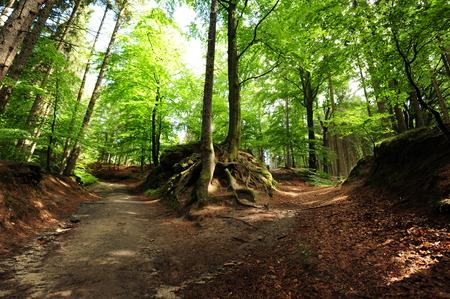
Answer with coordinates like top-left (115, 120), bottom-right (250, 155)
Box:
top-left (1, 181), bottom-right (329, 298)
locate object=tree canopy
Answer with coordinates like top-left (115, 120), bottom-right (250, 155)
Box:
top-left (0, 0), bottom-right (449, 180)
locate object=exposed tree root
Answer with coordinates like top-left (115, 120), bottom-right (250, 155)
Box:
top-left (143, 143), bottom-right (275, 211)
top-left (224, 168), bottom-right (258, 208)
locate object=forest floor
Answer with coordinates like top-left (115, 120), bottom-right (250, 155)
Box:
top-left (0, 167), bottom-right (449, 298)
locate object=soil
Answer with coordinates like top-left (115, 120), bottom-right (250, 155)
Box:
top-left (0, 166), bottom-right (449, 298)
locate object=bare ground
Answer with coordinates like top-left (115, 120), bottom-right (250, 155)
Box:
top-left (1, 169), bottom-right (449, 298)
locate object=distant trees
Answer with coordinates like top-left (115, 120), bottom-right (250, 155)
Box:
top-left (0, 0), bottom-right (448, 179)
top-left (63, 0), bottom-right (129, 176)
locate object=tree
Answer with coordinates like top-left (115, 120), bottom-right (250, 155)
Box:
top-left (59, 2), bottom-right (110, 173)
top-left (0, 0), bottom-right (45, 84)
top-left (17, 0), bottom-right (85, 159)
top-left (219, 0), bottom-right (280, 162)
top-left (63, 0), bottom-right (128, 176)
top-left (196, 0), bottom-right (218, 205)
top-left (0, 0), bottom-right (56, 114)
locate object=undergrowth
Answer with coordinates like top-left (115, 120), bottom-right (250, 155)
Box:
top-left (295, 169), bottom-right (337, 186)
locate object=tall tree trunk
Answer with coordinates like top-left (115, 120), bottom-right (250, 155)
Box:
top-left (18, 0), bottom-right (83, 159)
top-left (366, 59), bottom-right (392, 133)
top-left (0, 0), bottom-right (15, 26)
top-left (0, 0), bottom-right (44, 84)
top-left (0, 0), bottom-right (56, 114)
top-left (284, 97), bottom-right (292, 168)
top-left (410, 90), bottom-right (425, 128)
top-left (357, 63), bottom-right (372, 117)
top-left (46, 75), bottom-right (59, 171)
top-left (436, 37), bottom-right (450, 78)
top-left (430, 73), bottom-right (450, 124)
top-left (63, 1), bottom-right (127, 176)
top-left (196, 0), bottom-right (218, 205)
top-left (151, 87), bottom-right (161, 166)
top-left (393, 104), bottom-right (407, 133)
top-left (223, 1), bottom-right (241, 162)
top-left (300, 68), bottom-right (319, 170)
top-left (59, 3), bottom-right (109, 173)
top-left (328, 72), bottom-right (344, 176)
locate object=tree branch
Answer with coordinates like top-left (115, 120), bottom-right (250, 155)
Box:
top-left (238, 0), bottom-right (280, 60)
top-left (240, 57), bottom-right (281, 86)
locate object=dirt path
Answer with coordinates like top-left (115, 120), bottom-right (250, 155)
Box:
top-left (0, 181), bottom-right (319, 298)
top-left (1, 182), bottom-right (168, 297)
top-left (2, 175), bottom-right (449, 298)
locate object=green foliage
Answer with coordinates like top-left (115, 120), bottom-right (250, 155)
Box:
top-left (74, 166), bottom-right (99, 185)
top-left (2, 0), bottom-right (449, 180)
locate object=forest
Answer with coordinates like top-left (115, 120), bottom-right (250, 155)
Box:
top-left (1, 0), bottom-right (449, 182)
top-left (1, 0), bottom-right (450, 297)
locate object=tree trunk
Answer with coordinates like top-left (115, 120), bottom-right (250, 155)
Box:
top-left (18, 0), bottom-right (83, 158)
top-left (431, 73), bottom-right (450, 124)
top-left (284, 97), bottom-right (292, 168)
top-left (0, 0), bottom-right (44, 84)
top-left (393, 104), bottom-right (407, 133)
top-left (300, 68), bottom-right (318, 170)
top-left (0, 0), bottom-right (15, 26)
top-left (63, 1), bottom-right (127, 176)
top-left (196, 0), bottom-right (218, 205)
top-left (328, 72), bottom-right (344, 176)
top-left (0, 0), bottom-right (55, 114)
top-left (357, 63), bottom-right (372, 117)
top-left (59, 3), bottom-right (109, 173)
top-left (436, 37), bottom-right (450, 78)
top-left (410, 90), bottom-right (425, 128)
top-left (151, 88), bottom-right (161, 166)
top-left (223, 1), bottom-right (241, 162)
top-left (366, 59), bottom-right (392, 134)
top-left (46, 76), bottom-right (59, 171)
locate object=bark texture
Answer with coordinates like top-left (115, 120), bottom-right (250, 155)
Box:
top-left (196, 0), bottom-right (218, 205)
top-left (0, 0), bottom-right (44, 84)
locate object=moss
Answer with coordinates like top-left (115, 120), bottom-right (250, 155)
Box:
top-left (259, 169), bottom-right (271, 179)
top-left (145, 188), bottom-right (160, 197)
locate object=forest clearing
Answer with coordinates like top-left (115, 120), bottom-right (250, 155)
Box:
top-left (1, 0), bottom-right (450, 297)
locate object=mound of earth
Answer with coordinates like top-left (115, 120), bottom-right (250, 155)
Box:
top-left (345, 127), bottom-right (450, 215)
top-left (0, 162), bottom-right (96, 253)
top-left (142, 143), bottom-right (275, 210)
top-left (89, 162), bottom-right (149, 184)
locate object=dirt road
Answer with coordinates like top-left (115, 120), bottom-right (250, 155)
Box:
top-left (0, 182), bottom-right (305, 298)
top-left (3, 174), bottom-right (448, 298)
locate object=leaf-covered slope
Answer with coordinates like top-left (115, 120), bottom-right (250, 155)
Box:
top-left (0, 162), bottom-right (96, 252)
top-left (346, 127), bottom-right (450, 213)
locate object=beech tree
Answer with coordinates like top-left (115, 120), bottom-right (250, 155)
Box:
top-left (196, 0), bottom-right (218, 204)
top-left (0, 0), bottom-right (449, 181)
